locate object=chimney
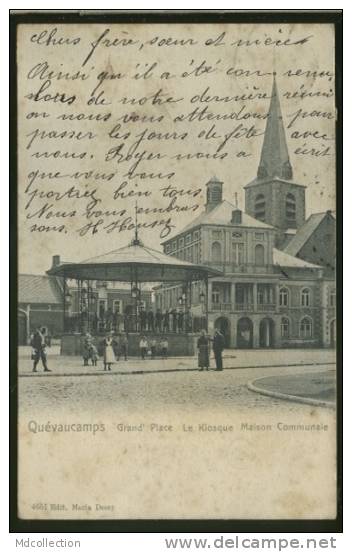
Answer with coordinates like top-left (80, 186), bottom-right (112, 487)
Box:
top-left (205, 177), bottom-right (223, 212)
top-left (231, 209), bottom-right (242, 224)
top-left (52, 255), bottom-right (61, 267)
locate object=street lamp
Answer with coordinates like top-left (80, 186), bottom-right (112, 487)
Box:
top-left (131, 285), bottom-right (140, 299)
top-left (131, 284), bottom-right (141, 332)
top-left (199, 281), bottom-right (208, 332)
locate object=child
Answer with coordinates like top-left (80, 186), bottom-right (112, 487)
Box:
top-left (160, 337), bottom-right (168, 359)
top-left (89, 344), bottom-right (99, 367)
top-left (82, 333), bottom-right (92, 367)
top-left (150, 338), bottom-right (157, 359)
top-left (139, 335), bottom-right (149, 360)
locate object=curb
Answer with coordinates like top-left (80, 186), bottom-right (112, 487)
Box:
top-left (18, 361), bottom-right (336, 379)
top-left (247, 379), bottom-right (335, 409)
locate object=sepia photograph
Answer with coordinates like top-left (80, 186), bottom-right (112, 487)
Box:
top-left (11, 10), bottom-right (341, 527)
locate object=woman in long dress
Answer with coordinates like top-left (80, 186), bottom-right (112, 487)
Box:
top-left (197, 330), bottom-right (210, 371)
top-left (102, 333), bottom-right (115, 371)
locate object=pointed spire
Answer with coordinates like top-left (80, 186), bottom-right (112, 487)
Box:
top-left (131, 201), bottom-right (143, 246)
top-left (257, 74), bottom-right (293, 181)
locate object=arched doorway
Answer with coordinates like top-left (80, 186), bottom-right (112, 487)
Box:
top-left (330, 319), bottom-right (336, 348)
top-left (259, 318), bottom-right (275, 348)
top-left (18, 310), bottom-right (27, 345)
top-left (237, 317), bottom-right (253, 348)
top-left (214, 316), bottom-right (230, 348)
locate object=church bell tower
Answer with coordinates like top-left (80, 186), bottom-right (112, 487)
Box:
top-left (244, 74), bottom-right (306, 234)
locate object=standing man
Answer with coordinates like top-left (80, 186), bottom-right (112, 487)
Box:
top-left (213, 329), bottom-right (225, 371)
top-left (114, 309), bottom-right (122, 334)
top-left (155, 308), bottom-right (163, 333)
top-left (139, 307), bottom-right (147, 333)
top-left (147, 309), bottom-right (155, 332)
top-left (163, 309), bottom-right (170, 333)
top-left (119, 333), bottom-right (129, 361)
top-left (31, 327), bottom-right (51, 372)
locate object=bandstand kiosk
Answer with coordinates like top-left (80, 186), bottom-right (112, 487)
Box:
top-left (47, 233), bottom-right (222, 357)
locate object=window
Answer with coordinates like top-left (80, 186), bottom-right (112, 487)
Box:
top-left (301, 288), bottom-right (311, 307)
top-left (113, 300), bottom-right (122, 314)
top-left (165, 244), bottom-right (171, 253)
top-left (281, 317), bottom-right (290, 338)
top-left (193, 230), bottom-right (199, 241)
top-left (212, 285), bottom-right (220, 304)
top-left (255, 232), bottom-right (264, 241)
top-left (172, 241), bottom-right (177, 251)
top-left (179, 237), bottom-right (184, 247)
top-left (255, 194), bottom-right (266, 221)
top-left (232, 242), bottom-right (245, 265)
top-left (98, 299), bottom-right (107, 317)
top-left (286, 193), bottom-right (296, 222)
top-left (254, 244), bottom-right (265, 266)
top-left (211, 241), bottom-right (222, 263)
top-left (300, 317), bottom-right (313, 338)
top-left (185, 234), bottom-right (191, 244)
top-left (279, 287), bottom-right (289, 307)
top-left (257, 289), bottom-right (264, 305)
top-left (329, 289), bottom-right (336, 307)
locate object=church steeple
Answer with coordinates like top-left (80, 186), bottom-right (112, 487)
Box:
top-left (257, 74), bottom-right (293, 181)
top-left (244, 73), bottom-right (306, 237)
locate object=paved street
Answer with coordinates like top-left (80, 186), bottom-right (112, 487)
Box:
top-left (17, 348), bottom-right (336, 416)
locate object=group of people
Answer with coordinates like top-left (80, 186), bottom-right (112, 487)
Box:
top-left (83, 332), bottom-right (129, 371)
top-left (78, 307), bottom-right (205, 335)
top-left (197, 329), bottom-right (225, 371)
top-left (138, 308), bottom-right (195, 334)
top-left (83, 333), bottom-right (170, 371)
top-left (29, 326), bottom-right (226, 374)
top-left (137, 336), bottom-right (169, 360)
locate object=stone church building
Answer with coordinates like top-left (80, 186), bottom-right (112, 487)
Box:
top-left (157, 76), bottom-right (336, 349)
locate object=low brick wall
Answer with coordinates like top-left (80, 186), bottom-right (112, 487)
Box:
top-left (61, 333), bottom-right (197, 357)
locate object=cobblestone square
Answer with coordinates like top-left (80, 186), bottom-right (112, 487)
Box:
top-left (18, 348), bottom-right (336, 416)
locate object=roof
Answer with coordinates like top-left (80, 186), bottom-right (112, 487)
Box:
top-left (18, 274), bottom-right (62, 304)
top-left (47, 240), bottom-right (222, 282)
top-left (284, 212), bottom-right (329, 257)
top-left (273, 248), bottom-right (321, 269)
top-left (166, 200), bottom-right (274, 239)
top-left (244, 176), bottom-right (306, 189)
top-left (207, 176), bottom-right (222, 184)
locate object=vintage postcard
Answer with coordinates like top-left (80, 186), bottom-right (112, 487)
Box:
top-left (13, 12), bottom-right (340, 523)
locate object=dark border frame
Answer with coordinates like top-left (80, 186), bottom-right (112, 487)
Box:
top-left (9, 9), bottom-right (343, 534)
